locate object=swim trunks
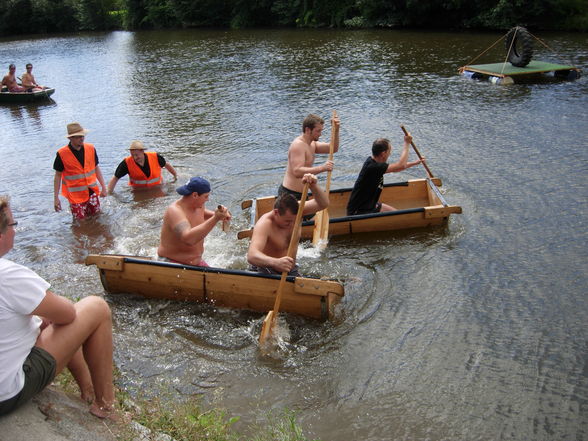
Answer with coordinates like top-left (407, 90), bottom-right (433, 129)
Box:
top-left (249, 264), bottom-right (300, 277)
top-left (157, 256), bottom-right (209, 267)
top-left (70, 193), bottom-right (101, 220)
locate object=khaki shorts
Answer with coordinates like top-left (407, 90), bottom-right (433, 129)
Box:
top-left (0, 347), bottom-right (56, 416)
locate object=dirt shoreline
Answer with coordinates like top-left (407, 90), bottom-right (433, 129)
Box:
top-left (0, 385), bottom-right (119, 441)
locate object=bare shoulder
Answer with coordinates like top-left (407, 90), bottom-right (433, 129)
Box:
top-left (164, 201), bottom-right (185, 223)
top-left (289, 136), bottom-right (307, 152)
top-left (253, 212), bottom-right (273, 235)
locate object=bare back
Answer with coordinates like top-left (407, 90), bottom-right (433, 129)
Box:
top-left (158, 200), bottom-right (206, 265)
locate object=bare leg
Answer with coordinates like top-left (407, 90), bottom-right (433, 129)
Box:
top-left (67, 349), bottom-right (94, 403)
top-left (380, 203), bottom-right (397, 212)
top-left (35, 296), bottom-right (115, 418)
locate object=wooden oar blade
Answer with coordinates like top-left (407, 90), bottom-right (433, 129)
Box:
top-left (312, 210), bottom-right (325, 246)
top-left (312, 209), bottom-right (330, 249)
top-left (259, 310), bottom-right (276, 345)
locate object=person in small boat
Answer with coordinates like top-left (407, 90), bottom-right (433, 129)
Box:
top-left (346, 134), bottom-right (424, 216)
top-left (20, 63), bottom-right (44, 91)
top-left (0, 195), bottom-right (117, 419)
top-left (107, 140), bottom-right (177, 194)
top-left (279, 113), bottom-right (340, 199)
top-left (53, 122), bottom-right (108, 220)
top-left (1, 64), bottom-right (26, 92)
top-left (157, 177), bottom-right (231, 266)
top-left (248, 173), bottom-right (329, 277)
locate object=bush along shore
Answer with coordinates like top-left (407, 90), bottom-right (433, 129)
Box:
top-left (2, 0), bottom-right (587, 36)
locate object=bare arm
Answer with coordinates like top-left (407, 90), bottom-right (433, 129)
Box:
top-left (314, 116), bottom-right (340, 154)
top-left (95, 165), bottom-right (108, 196)
top-left (31, 290), bottom-right (76, 325)
top-left (303, 175), bottom-right (329, 215)
top-left (386, 134), bottom-right (419, 173)
top-left (169, 207), bottom-right (227, 246)
top-left (164, 163), bottom-right (177, 182)
top-left (107, 176), bottom-right (119, 194)
top-left (54, 171), bottom-right (62, 211)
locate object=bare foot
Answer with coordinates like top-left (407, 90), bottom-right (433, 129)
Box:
top-left (80, 388), bottom-right (94, 404)
top-left (89, 402), bottom-right (118, 421)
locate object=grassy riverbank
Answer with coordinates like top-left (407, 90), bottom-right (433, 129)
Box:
top-left (54, 371), bottom-right (318, 441)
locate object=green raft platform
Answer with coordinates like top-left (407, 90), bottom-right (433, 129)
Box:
top-left (460, 60), bottom-right (581, 85)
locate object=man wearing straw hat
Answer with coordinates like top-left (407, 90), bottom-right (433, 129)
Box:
top-left (53, 122), bottom-right (108, 220)
top-left (107, 140), bottom-right (177, 194)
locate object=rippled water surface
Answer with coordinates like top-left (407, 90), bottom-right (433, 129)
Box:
top-left (1, 29), bottom-right (587, 440)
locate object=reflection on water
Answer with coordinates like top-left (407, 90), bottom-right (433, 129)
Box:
top-left (1, 29), bottom-right (587, 441)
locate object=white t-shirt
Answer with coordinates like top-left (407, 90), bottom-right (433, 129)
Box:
top-left (0, 258), bottom-right (49, 401)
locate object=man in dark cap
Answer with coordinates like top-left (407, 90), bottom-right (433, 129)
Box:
top-left (157, 177), bottom-right (231, 266)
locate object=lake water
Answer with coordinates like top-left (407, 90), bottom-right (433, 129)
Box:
top-left (1, 29), bottom-right (587, 440)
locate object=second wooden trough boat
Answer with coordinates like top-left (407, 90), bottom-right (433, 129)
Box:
top-left (85, 254), bottom-right (344, 320)
top-left (238, 177), bottom-right (462, 240)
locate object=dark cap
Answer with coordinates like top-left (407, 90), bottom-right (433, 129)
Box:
top-left (176, 177), bottom-right (211, 196)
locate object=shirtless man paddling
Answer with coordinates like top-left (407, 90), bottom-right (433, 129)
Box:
top-left (157, 177), bottom-right (230, 266)
top-left (248, 174), bottom-right (328, 276)
top-left (278, 114), bottom-right (340, 197)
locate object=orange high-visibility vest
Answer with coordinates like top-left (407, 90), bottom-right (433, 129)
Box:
top-left (125, 151), bottom-right (163, 188)
top-left (58, 143), bottom-right (99, 204)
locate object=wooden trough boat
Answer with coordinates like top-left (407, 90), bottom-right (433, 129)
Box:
top-left (85, 254), bottom-right (344, 320)
top-left (0, 87), bottom-right (55, 103)
top-left (238, 177), bottom-right (462, 240)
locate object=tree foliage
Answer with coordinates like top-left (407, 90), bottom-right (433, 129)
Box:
top-left (1, 0), bottom-right (586, 35)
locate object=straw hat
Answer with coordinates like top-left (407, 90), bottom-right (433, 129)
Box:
top-left (129, 140), bottom-right (146, 150)
top-left (66, 122), bottom-right (89, 138)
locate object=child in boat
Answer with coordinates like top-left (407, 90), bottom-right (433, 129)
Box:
top-left (346, 134), bottom-right (424, 215)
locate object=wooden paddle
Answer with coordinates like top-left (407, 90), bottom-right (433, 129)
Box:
top-left (312, 110), bottom-right (338, 249)
top-left (400, 125), bottom-right (434, 179)
top-left (217, 205), bottom-right (229, 232)
top-left (259, 181), bottom-right (310, 347)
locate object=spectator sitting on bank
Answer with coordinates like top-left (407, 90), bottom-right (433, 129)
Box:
top-left (0, 195), bottom-right (116, 419)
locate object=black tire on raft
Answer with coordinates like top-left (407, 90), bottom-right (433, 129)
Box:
top-left (504, 26), bottom-right (534, 67)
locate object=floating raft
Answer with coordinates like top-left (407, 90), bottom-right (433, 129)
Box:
top-left (460, 60), bottom-right (581, 84)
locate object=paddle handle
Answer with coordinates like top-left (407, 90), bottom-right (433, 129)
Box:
top-left (272, 181), bottom-right (310, 313)
top-left (324, 110), bottom-right (338, 194)
top-left (400, 125), bottom-right (434, 179)
top-left (217, 205), bottom-right (229, 232)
